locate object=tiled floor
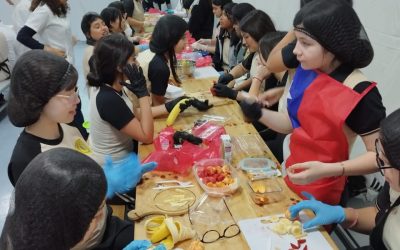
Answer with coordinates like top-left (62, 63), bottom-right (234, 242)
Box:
top-left (0, 41), bottom-right (371, 249)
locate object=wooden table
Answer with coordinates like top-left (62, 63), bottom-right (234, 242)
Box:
top-left (133, 77), bottom-right (338, 249)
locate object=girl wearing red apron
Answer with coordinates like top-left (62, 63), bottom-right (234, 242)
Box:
top-left (240, 1), bottom-right (385, 205)
top-left (289, 109), bottom-right (400, 250)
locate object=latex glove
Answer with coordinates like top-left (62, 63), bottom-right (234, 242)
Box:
top-left (287, 161), bottom-right (335, 185)
top-left (123, 240), bottom-right (151, 250)
top-left (120, 64), bottom-right (149, 98)
top-left (240, 100), bottom-right (263, 121)
top-left (154, 244), bottom-right (167, 250)
top-left (137, 44), bottom-right (149, 52)
top-left (164, 96), bottom-right (191, 113)
top-left (191, 42), bottom-right (208, 51)
top-left (258, 87), bottom-right (285, 107)
top-left (198, 38), bottom-right (211, 45)
top-left (213, 84), bottom-right (238, 100)
top-left (103, 153), bottom-right (157, 199)
top-left (188, 98), bottom-right (213, 111)
top-left (217, 73), bottom-right (234, 85)
top-left (289, 192), bottom-right (345, 229)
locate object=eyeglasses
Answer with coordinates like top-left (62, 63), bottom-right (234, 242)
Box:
top-left (375, 138), bottom-right (395, 175)
top-left (56, 88), bottom-right (80, 103)
top-left (188, 198), bottom-right (240, 244)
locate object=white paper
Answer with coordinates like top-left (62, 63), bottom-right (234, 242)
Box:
top-left (238, 213), bottom-right (333, 250)
top-left (193, 66), bottom-right (220, 79)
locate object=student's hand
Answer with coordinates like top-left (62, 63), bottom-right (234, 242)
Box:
top-left (258, 87), bottom-right (285, 107)
top-left (217, 73), bottom-right (234, 85)
top-left (192, 42), bottom-right (208, 51)
top-left (287, 161), bottom-right (335, 185)
top-left (44, 45), bottom-right (66, 58)
top-left (164, 96), bottom-right (190, 113)
top-left (212, 84), bottom-right (238, 100)
top-left (123, 240), bottom-right (150, 250)
top-left (120, 64), bottom-right (149, 98)
top-left (289, 192), bottom-right (345, 229)
top-left (137, 44), bottom-right (149, 52)
top-left (240, 99), bottom-right (263, 122)
top-left (189, 97), bottom-right (213, 111)
top-left (103, 153), bottom-right (157, 199)
top-left (198, 38), bottom-right (211, 45)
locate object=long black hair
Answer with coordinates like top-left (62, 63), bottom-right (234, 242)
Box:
top-left (0, 148), bottom-right (107, 250)
top-left (100, 7), bottom-right (123, 33)
top-left (150, 15), bottom-right (188, 84)
top-left (239, 9), bottom-right (276, 42)
top-left (87, 33), bottom-right (134, 87)
top-left (231, 3), bottom-right (255, 24)
top-left (259, 31), bottom-right (287, 61)
top-left (30, 0), bottom-right (69, 17)
top-left (8, 50), bottom-right (77, 127)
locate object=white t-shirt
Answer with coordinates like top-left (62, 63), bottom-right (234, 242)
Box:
top-left (383, 188), bottom-right (400, 250)
top-left (24, 4), bottom-right (74, 63)
top-left (12, 0), bottom-right (31, 32)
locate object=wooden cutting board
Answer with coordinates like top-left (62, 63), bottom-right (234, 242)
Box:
top-left (128, 172), bottom-right (201, 221)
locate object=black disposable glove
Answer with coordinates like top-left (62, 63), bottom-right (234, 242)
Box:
top-left (240, 100), bottom-right (263, 121)
top-left (173, 131), bottom-right (203, 145)
top-left (164, 96), bottom-right (191, 113)
top-left (120, 64), bottom-right (149, 98)
top-left (213, 84), bottom-right (238, 100)
top-left (189, 98), bottom-right (213, 111)
top-left (217, 73), bottom-right (234, 85)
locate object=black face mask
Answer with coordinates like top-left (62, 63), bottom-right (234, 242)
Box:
top-left (182, 0), bottom-right (195, 9)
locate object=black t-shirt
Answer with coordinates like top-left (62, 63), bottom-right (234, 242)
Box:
top-left (148, 54), bottom-right (170, 96)
top-left (96, 86), bottom-right (135, 130)
top-left (8, 129), bottom-right (60, 186)
top-left (241, 52), bottom-right (255, 71)
top-left (8, 124), bottom-right (88, 186)
top-left (281, 42), bottom-right (386, 135)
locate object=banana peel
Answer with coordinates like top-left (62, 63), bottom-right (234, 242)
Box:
top-left (145, 216), bottom-right (196, 250)
top-left (166, 98), bottom-right (191, 126)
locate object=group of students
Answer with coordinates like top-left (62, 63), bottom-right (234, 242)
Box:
top-left (1, 0), bottom-right (400, 249)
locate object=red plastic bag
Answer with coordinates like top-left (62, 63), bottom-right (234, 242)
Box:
top-left (142, 122), bottom-right (225, 174)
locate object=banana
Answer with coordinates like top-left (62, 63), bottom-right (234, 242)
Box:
top-left (150, 222), bottom-right (170, 243)
top-left (166, 98), bottom-right (191, 126)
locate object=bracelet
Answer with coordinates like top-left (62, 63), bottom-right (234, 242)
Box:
top-left (253, 76), bottom-right (263, 83)
top-left (340, 162), bottom-right (345, 176)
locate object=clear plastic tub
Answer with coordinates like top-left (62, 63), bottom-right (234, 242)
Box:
top-left (239, 157), bottom-right (281, 180)
top-left (193, 158), bottom-right (239, 197)
top-left (248, 178), bottom-right (284, 206)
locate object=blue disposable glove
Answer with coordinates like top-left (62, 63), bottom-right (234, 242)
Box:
top-left (137, 44), bottom-right (149, 52)
top-left (289, 192), bottom-right (346, 229)
top-left (154, 244), bottom-right (167, 250)
top-left (123, 240), bottom-right (151, 250)
top-left (103, 153), bottom-right (157, 199)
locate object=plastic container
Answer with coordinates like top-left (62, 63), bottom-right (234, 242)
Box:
top-left (248, 178), bottom-right (284, 206)
top-left (177, 59), bottom-right (195, 76)
top-left (238, 158), bottom-right (281, 180)
top-left (193, 158), bottom-right (239, 197)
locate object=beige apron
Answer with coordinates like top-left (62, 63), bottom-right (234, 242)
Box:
top-left (133, 0), bottom-right (145, 33)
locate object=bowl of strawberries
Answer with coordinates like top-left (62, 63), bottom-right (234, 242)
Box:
top-left (193, 158), bottom-right (239, 197)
